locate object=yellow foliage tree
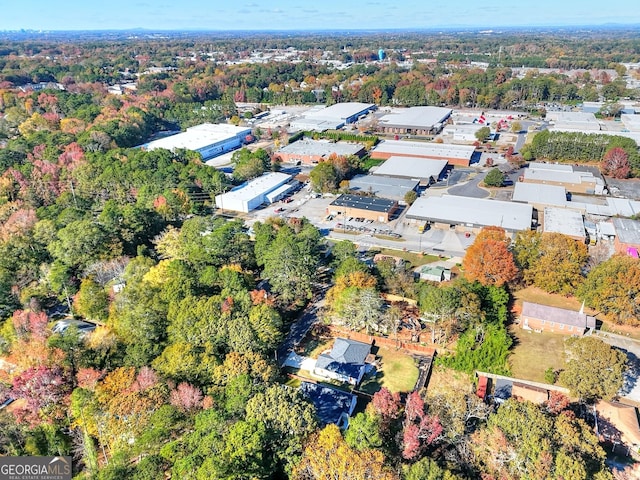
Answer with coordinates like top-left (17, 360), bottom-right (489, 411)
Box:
top-left (293, 424), bottom-right (398, 480)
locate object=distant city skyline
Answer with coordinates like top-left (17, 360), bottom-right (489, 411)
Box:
top-left (2, 0), bottom-right (640, 31)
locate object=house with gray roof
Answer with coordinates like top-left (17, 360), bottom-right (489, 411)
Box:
top-left (520, 301), bottom-right (596, 335)
top-left (299, 382), bottom-right (357, 428)
top-left (313, 338), bottom-right (372, 386)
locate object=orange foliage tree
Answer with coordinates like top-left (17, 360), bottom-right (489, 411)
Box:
top-left (462, 226), bottom-right (518, 286)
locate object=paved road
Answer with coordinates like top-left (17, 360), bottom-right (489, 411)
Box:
top-left (593, 331), bottom-right (640, 403)
top-left (447, 171), bottom-right (489, 199)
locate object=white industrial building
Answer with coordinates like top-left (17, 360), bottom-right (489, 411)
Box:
top-left (141, 123), bottom-right (252, 160)
top-left (371, 156), bottom-right (448, 185)
top-left (512, 182), bottom-right (568, 208)
top-left (547, 112), bottom-right (601, 132)
top-left (542, 207), bottom-right (586, 242)
top-left (378, 106), bottom-right (452, 135)
top-left (348, 175), bottom-right (419, 202)
top-left (289, 102), bottom-right (376, 131)
top-left (405, 195), bottom-right (533, 233)
top-left (522, 162), bottom-right (605, 194)
top-left (441, 124), bottom-right (484, 142)
top-left (215, 172), bottom-right (293, 213)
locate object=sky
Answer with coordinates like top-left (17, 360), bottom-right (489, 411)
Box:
top-left (2, 0), bottom-right (640, 31)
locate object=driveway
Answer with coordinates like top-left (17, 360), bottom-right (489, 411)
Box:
top-left (593, 331), bottom-right (640, 403)
top-left (447, 172), bottom-right (489, 199)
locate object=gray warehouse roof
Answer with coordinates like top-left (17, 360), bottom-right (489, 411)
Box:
top-left (405, 195), bottom-right (533, 232)
top-left (372, 140), bottom-right (475, 161)
top-left (379, 106), bottom-right (452, 129)
top-left (349, 175), bottom-right (418, 201)
top-left (372, 156), bottom-right (448, 181)
top-left (522, 302), bottom-right (596, 329)
top-left (512, 182), bottom-right (567, 207)
top-left (330, 194), bottom-right (396, 213)
top-left (277, 138), bottom-right (364, 157)
top-left (613, 218), bottom-right (640, 245)
top-left (543, 207), bottom-right (585, 239)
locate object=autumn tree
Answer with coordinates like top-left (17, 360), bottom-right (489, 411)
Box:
top-left (462, 226), bottom-right (518, 286)
top-left (601, 147), bottom-right (631, 179)
top-left (526, 233), bottom-right (589, 295)
top-left (577, 254), bottom-right (640, 325)
top-left (292, 424), bottom-right (398, 480)
top-left (559, 336), bottom-right (627, 402)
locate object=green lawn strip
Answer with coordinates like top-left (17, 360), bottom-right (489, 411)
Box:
top-left (507, 324), bottom-right (566, 384)
top-left (361, 346), bottom-right (419, 394)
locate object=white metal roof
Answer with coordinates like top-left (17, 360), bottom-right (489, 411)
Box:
top-left (379, 106), bottom-right (452, 129)
top-left (613, 218), bottom-right (640, 245)
top-left (405, 195), bottom-right (533, 232)
top-left (621, 114), bottom-right (640, 132)
top-left (304, 102), bottom-right (375, 121)
top-left (218, 172), bottom-right (291, 202)
top-left (142, 123), bottom-right (251, 151)
top-left (372, 140), bottom-right (475, 161)
top-left (528, 162), bottom-right (574, 173)
top-left (523, 169), bottom-right (595, 185)
top-left (512, 182), bottom-right (567, 207)
top-left (543, 207), bottom-right (585, 239)
top-left (277, 138), bottom-right (364, 157)
top-left (372, 156), bottom-right (447, 180)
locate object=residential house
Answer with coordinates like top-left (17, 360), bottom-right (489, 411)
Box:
top-left (416, 265), bottom-right (452, 283)
top-left (596, 401), bottom-right (640, 455)
top-left (313, 338), bottom-right (372, 386)
top-left (299, 382), bottom-right (357, 428)
top-left (520, 301), bottom-right (596, 335)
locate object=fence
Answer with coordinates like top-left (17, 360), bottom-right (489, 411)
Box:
top-left (326, 325), bottom-right (436, 356)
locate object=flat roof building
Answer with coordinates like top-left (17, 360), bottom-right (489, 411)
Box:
top-left (215, 172), bottom-right (292, 213)
top-left (141, 123), bottom-right (252, 160)
top-left (348, 175), bottom-right (419, 202)
top-left (372, 156), bottom-right (448, 185)
top-left (512, 182), bottom-right (568, 209)
top-left (328, 194), bottom-right (398, 222)
top-left (378, 106), bottom-right (453, 135)
top-left (613, 218), bottom-right (640, 256)
top-left (274, 138), bottom-right (365, 165)
top-left (290, 102), bottom-right (376, 131)
top-left (522, 162), bottom-right (604, 194)
top-left (547, 111), bottom-right (601, 131)
top-left (405, 195), bottom-right (533, 233)
top-left (542, 207), bottom-right (586, 242)
top-left (371, 140), bottom-right (475, 167)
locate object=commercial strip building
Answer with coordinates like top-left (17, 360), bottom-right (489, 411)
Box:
top-left (140, 123), bottom-right (252, 160)
top-left (378, 106), bottom-right (453, 135)
top-left (371, 156), bottom-right (448, 185)
top-left (328, 194), bottom-right (398, 222)
top-left (542, 207), bottom-right (586, 242)
top-left (405, 195), bottom-right (533, 234)
top-left (522, 162), bottom-right (605, 194)
top-left (273, 138), bottom-right (365, 165)
top-left (289, 102), bottom-right (376, 131)
top-left (370, 140), bottom-right (475, 167)
top-left (348, 175), bottom-right (419, 202)
top-left (214, 172), bottom-right (293, 213)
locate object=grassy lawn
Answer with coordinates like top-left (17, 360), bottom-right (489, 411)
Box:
top-left (508, 324), bottom-right (566, 384)
top-left (360, 347), bottom-right (419, 394)
top-left (374, 248), bottom-right (440, 268)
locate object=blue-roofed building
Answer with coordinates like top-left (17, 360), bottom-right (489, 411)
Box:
top-left (300, 382), bottom-right (357, 428)
top-left (493, 378), bottom-right (513, 404)
top-left (313, 338), bottom-right (371, 386)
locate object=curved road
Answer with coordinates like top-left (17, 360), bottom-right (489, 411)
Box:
top-left (447, 171), bottom-right (489, 198)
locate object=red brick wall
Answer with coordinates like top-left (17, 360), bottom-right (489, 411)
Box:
top-left (327, 325), bottom-right (436, 356)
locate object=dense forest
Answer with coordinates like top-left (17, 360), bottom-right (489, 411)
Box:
top-left (0, 30), bottom-right (638, 479)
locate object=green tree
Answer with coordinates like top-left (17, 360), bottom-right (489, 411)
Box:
top-left (483, 168), bottom-right (505, 187)
top-left (345, 411), bottom-right (383, 451)
top-left (475, 126), bottom-right (490, 141)
top-left (309, 161), bottom-right (338, 192)
top-left (404, 190), bottom-right (418, 205)
top-left (559, 336), bottom-right (626, 402)
top-left (74, 278), bottom-right (109, 322)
